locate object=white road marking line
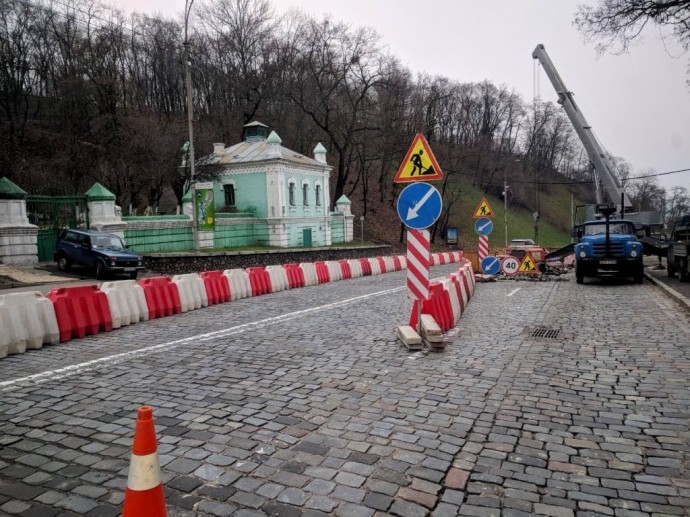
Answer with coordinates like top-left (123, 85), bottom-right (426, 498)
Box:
top-left (1, 286), bottom-right (406, 390)
top-left (506, 288), bottom-right (521, 297)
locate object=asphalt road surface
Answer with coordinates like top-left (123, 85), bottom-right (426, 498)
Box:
top-left (1, 266), bottom-right (689, 517)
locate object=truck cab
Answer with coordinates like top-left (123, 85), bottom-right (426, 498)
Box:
top-left (667, 214), bottom-right (690, 282)
top-left (574, 215), bottom-right (644, 284)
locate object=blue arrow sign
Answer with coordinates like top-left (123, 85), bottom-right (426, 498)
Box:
top-left (475, 217), bottom-right (494, 236)
top-left (396, 182), bottom-right (443, 230)
top-left (481, 256), bottom-right (501, 275)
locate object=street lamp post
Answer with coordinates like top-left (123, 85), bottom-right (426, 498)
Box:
top-left (503, 169), bottom-right (509, 248)
top-left (360, 216), bottom-right (364, 244)
top-left (184, 0), bottom-right (198, 250)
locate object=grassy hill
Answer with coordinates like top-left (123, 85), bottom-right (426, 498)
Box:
top-left (356, 176), bottom-right (581, 252)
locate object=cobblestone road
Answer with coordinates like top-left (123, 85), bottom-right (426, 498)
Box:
top-left (1, 267), bottom-right (689, 516)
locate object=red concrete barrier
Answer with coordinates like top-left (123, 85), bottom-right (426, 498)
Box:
top-left (314, 262), bottom-right (330, 284)
top-left (138, 277), bottom-right (182, 320)
top-left (200, 271), bottom-right (231, 305)
top-left (283, 264), bottom-right (305, 289)
top-left (47, 285), bottom-right (113, 342)
top-left (408, 283), bottom-right (453, 333)
top-left (359, 258), bottom-right (372, 276)
top-left (393, 256), bottom-right (402, 271)
top-left (247, 267), bottom-right (271, 296)
top-left (339, 260), bottom-right (352, 280)
top-left (377, 257), bottom-right (387, 273)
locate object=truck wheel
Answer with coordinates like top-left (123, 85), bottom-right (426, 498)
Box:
top-left (680, 259), bottom-right (689, 283)
top-left (576, 268), bottom-right (584, 284)
top-left (130, 271), bottom-right (138, 280)
top-left (634, 267), bottom-right (644, 284)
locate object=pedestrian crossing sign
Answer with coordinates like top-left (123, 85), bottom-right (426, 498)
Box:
top-left (472, 197), bottom-right (495, 219)
top-left (394, 133), bottom-right (443, 183)
top-left (518, 252), bottom-right (539, 273)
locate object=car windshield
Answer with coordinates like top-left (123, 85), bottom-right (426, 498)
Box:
top-left (584, 222), bottom-right (634, 236)
top-left (92, 235), bottom-right (126, 250)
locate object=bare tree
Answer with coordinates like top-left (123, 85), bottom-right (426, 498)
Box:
top-left (286, 16), bottom-right (389, 208)
top-left (575, 0), bottom-right (690, 84)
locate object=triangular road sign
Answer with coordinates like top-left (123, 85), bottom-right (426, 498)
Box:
top-left (517, 251), bottom-right (539, 273)
top-left (394, 133), bottom-right (443, 183)
top-left (472, 197), bottom-right (495, 219)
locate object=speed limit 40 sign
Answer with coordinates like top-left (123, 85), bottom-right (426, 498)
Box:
top-left (501, 256), bottom-right (520, 275)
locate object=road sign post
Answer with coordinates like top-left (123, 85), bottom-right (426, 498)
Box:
top-left (473, 198), bottom-right (495, 266)
top-left (394, 135), bottom-right (444, 339)
top-left (406, 229), bottom-right (430, 335)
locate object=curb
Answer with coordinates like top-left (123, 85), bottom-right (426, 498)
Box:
top-left (643, 270), bottom-right (690, 312)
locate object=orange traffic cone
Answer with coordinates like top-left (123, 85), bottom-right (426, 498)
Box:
top-left (122, 406), bottom-right (167, 517)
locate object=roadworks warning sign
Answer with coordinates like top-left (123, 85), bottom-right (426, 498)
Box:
top-left (394, 133), bottom-right (443, 183)
top-left (518, 252), bottom-right (539, 273)
top-left (472, 197), bottom-right (495, 219)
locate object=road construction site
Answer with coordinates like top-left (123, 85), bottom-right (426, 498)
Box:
top-left (0, 262), bottom-right (689, 517)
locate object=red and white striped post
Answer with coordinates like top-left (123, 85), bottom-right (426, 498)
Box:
top-left (407, 229), bottom-right (430, 333)
top-left (478, 234), bottom-right (489, 262)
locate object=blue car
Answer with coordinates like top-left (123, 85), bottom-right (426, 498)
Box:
top-left (54, 228), bottom-right (145, 280)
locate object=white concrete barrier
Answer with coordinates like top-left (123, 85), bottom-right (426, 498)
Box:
top-left (383, 257), bottom-right (395, 273)
top-left (172, 273), bottom-right (208, 313)
top-left (451, 271), bottom-right (469, 310)
top-left (224, 269), bottom-right (251, 300)
top-left (398, 256), bottom-right (407, 270)
top-left (326, 261), bottom-right (342, 282)
top-left (443, 252), bottom-right (452, 264)
top-left (442, 278), bottom-right (461, 325)
top-left (266, 266), bottom-right (289, 292)
top-left (100, 280), bottom-right (149, 329)
top-left (299, 263), bottom-right (318, 287)
top-left (348, 259), bottom-right (363, 278)
top-left (369, 258), bottom-right (382, 275)
top-left (462, 263), bottom-right (475, 296)
top-left (0, 291), bottom-right (59, 357)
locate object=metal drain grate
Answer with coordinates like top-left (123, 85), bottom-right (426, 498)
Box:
top-left (531, 326), bottom-right (561, 339)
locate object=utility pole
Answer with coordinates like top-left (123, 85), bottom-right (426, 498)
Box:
top-left (503, 168), bottom-right (509, 248)
top-left (184, 0), bottom-right (198, 250)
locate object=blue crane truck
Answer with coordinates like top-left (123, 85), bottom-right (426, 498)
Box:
top-left (532, 44), bottom-right (661, 285)
top-left (574, 206), bottom-right (644, 284)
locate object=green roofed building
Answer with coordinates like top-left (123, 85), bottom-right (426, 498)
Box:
top-left (193, 121), bottom-right (353, 247)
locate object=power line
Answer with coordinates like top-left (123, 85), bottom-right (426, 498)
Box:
top-left (627, 167), bottom-right (690, 180)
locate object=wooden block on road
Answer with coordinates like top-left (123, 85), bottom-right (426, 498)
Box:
top-left (420, 315), bottom-right (442, 336)
top-left (397, 325), bottom-right (422, 350)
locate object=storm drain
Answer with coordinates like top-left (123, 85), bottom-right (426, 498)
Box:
top-left (531, 326), bottom-right (561, 339)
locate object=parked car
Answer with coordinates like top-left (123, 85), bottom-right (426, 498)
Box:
top-left (507, 239), bottom-right (547, 272)
top-left (54, 228), bottom-right (144, 280)
top-left (509, 238), bottom-right (536, 247)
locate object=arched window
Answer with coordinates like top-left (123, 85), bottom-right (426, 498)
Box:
top-left (288, 181), bottom-right (296, 206)
top-left (302, 182), bottom-right (309, 206)
top-left (315, 184), bottom-right (322, 206)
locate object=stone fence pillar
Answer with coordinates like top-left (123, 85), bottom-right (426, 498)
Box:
top-left (0, 177), bottom-right (38, 265)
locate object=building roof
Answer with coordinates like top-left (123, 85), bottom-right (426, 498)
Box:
top-left (0, 177), bottom-right (28, 199)
top-left (85, 182), bottom-right (116, 201)
top-left (198, 131), bottom-right (328, 169)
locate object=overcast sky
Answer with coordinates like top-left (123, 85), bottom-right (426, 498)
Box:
top-left (117, 0), bottom-right (690, 193)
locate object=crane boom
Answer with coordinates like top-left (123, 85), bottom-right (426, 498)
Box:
top-left (532, 44), bottom-right (632, 213)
